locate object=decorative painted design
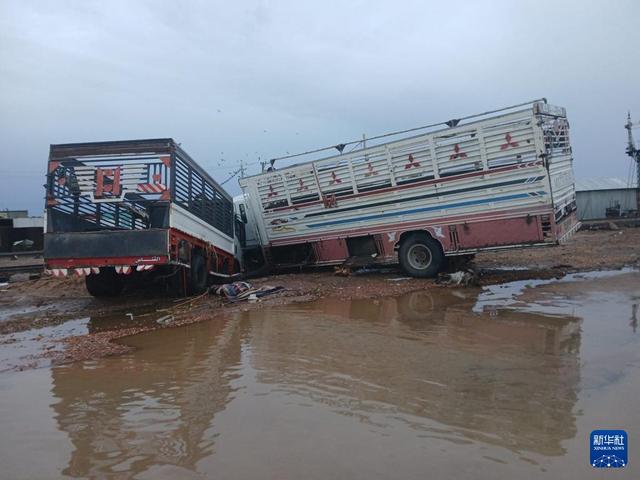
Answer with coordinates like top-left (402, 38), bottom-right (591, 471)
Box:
top-left (307, 191), bottom-right (546, 229)
top-left (404, 154), bottom-right (421, 169)
top-left (137, 171), bottom-right (166, 192)
top-left (95, 167), bottom-right (122, 198)
top-left (329, 171), bottom-right (342, 185)
top-left (365, 162), bottom-right (378, 177)
top-left (431, 226), bottom-right (445, 238)
top-left (500, 132), bottom-right (519, 150)
top-left (267, 184), bottom-right (278, 198)
top-left (297, 178), bottom-right (309, 191)
top-left (450, 144), bottom-right (467, 160)
top-left (272, 225), bottom-right (296, 233)
top-left (323, 194), bottom-right (338, 208)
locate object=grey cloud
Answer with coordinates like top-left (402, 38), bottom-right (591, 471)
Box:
top-left (1, 0), bottom-right (639, 214)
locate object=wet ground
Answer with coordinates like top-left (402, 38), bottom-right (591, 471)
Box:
top-left (1, 269), bottom-right (638, 479)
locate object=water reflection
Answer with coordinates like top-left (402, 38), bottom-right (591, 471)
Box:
top-left (49, 287), bottom-right (582, 477)
top-left (246, 290), bottom-right (581, 456)
top-left (51, 317), bottom-right (246, 478)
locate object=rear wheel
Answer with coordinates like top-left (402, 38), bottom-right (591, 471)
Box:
top-left (190, 253), bottom-right (208, 295)
top-left (167, 266), bottom-right (188, 297)
top-left (398, 233), bottom-right (444, 278)
top-left (85, 268), bottom-right (124, 297)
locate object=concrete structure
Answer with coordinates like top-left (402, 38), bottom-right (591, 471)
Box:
top-left (0, 212), bottom-right (44, 252)
top-left (13, 217), bottom-right (44, 229)
top-left (0, 210), bottom-right (29, 219)
top-left (575, 178), bottom-right (639, 221)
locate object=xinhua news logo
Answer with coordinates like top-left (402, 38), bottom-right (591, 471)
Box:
top-left (590, 430), bottom-right (628, 468)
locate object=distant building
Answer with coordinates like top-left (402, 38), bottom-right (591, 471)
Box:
top-left (0, 210), bottom-right (29, 219)
top-left (0, 211), bottom-right (44, 253)
top-left (575, 178), bottom-right (639, 221)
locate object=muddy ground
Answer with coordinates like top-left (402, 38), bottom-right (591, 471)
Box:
top-left (0, 228), bottom-right (639, 371)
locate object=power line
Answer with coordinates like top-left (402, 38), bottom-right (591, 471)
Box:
top-left (219, 168), bottom-right (242, 186)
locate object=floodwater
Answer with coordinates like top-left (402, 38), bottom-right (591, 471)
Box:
top-left (1, 271), bottom-right (639, 479)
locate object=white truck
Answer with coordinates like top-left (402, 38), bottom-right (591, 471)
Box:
top-left (238, 99), bottom-right (579, 277)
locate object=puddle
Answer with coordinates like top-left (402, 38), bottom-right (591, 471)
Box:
top-left (0, 271), bottom-right (639, 479)
top-left (0, 318), bottom-right (89, 372)
top-left (0, 305), bottom-right (168, 372)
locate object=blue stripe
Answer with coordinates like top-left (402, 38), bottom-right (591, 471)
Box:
top-left (306, 192), bottom-right (544, 229)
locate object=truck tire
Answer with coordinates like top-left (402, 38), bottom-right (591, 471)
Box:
top-left (190, 253), bottom-right (208, 295)
top-left (167, 266), bottom-right (188, 297)
top-left (85, 268), bottom-right (124, 297)
top-left (398, 233), bottom-right (444, 278)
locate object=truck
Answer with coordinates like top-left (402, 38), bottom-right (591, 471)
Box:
top-left (44, 139), bottom-right (239, 296)
top-left (238, 99), bottom-right (580, 277)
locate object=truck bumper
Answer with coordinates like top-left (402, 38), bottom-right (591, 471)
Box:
top-left (44, 229), bottom-right (169, 269)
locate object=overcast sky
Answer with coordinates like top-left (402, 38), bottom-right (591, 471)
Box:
top-left (1, 0), bottom-right (639, 215)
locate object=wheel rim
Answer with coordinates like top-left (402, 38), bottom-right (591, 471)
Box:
top-left (407, 244), bottom-right (432, 270)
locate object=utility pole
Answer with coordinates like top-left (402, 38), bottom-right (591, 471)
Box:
top-left (239, 158), bottom-right (246, 179)
top-left (625, 112), bottom-right (640, 212)
top-left (625, 112), bottom-right (640, 186)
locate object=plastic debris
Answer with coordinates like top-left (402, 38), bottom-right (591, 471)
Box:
top-left (436, 270), bottom-right (479, 286)
top-left (156, 315), bottom-right (175, 325)
top-left (216, 281), bottom-right (284, 302)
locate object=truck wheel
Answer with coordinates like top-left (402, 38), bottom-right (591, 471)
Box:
top-left (398, 233), bottom-right (444, 278)
top-left (190, 253), bottom-right (208, 295)
top-left (85, 268), bottom-right (124, 297)
top-left (167, 266), bottom-right (188, 297)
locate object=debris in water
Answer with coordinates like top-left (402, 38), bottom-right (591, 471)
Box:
top-left (156, 315), bottom-right (175, 325)
top-left (437, 270), bottom-right (479, 286)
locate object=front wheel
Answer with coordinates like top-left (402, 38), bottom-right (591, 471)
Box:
top-left (398, 233), bottom-right (445, 278)
top-left (190, 253), bottom-right (208, 295)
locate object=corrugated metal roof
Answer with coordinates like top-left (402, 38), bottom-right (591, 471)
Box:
top-left (575, 177), bottom-right (636, 192)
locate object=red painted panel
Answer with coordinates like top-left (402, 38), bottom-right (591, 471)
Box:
top-left (169, 228), bottom-right (235, 274)
top-left (374, 232), bottom-right (399, 257)
top-left (313, 238), bottom-right (349, 262)
top-left (455, 216), bottom-right (543, 250)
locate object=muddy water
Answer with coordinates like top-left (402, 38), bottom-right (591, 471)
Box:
top-left (1, 271), bottom-right (639, 479)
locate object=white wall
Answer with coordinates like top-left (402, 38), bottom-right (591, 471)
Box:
top-left (576, 189), bottom-right (637, 220)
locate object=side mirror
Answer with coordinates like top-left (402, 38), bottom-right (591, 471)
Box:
top-left (239, 203), bottom-right (248, 224)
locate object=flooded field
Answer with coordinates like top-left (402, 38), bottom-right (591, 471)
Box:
top-left (1, 270), bottom-right (639, 479)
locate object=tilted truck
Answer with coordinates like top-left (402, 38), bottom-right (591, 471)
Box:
top-left (238, 99), bottom-right (580, 277)
top-left (44, 139), bottom-right (239, 296)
